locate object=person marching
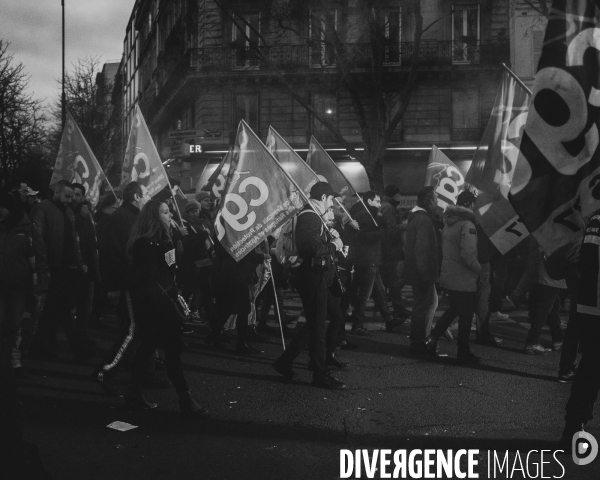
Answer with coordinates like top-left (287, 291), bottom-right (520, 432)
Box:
top-left (124, 199), bottom-right (207, 415)
top-left (272, 182), bottom-right (346, 389)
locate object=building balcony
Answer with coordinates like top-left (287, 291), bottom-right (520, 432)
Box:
top-left (185, 40), bottom-right (508, 72)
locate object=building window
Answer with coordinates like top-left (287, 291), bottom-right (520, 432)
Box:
top-left (312, 93), bottom-right (337, 136)
top-left (452, 4), bottom-right (480, 63)
top-left (452, 85), bottom-right (480, 140)
top-left (231, 12), bottom-right (260, 68)
top-left (234, 94), bottom-right (260, 132)
top-left (309, 9), bottom-right (337, 67)
top-left (384, 8), bottom-right (402, 64)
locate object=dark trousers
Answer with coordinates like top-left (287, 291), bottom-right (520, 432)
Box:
top-left (130, 327), bottom-right (187, 393)
top-left (353, 264), bottom-right (392, 326)
top-left (559, 289), bottom-right (580, 373)
top-left (565, 314), bottom-right (600, 424)
top-left (214, 279), bottom-right (251, 343)
top-left (410, 282), bottom-right (438, 344)
top-left (74, 272), bottom-right (93, 338)
top-left (325, 292), bottom-right (344, 356)
top-left (432, 290), bottom-right (476, 349)
top-left (182, 267), bottom-right (216, 320)
top-left (0, 289), bottom-right (27, 368)
top-left (278, 268), bottom-right (328, 376)
top-left (380, 259), bottom-right (406, 315)
top-left (526, 284), bottom-right (563, 346)
top-left (30, 267), bottom-right (82, 355)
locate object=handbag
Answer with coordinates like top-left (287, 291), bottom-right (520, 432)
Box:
top-left (157, 282), bottom-right (190, 323)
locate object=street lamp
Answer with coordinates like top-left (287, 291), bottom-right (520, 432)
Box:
top-left (61, 0), bottom-right (66, 130)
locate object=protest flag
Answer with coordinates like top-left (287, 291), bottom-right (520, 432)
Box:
top-left (424, 146), bottom-right (469, 211)
top-left (214, 120), bottom-right (305, 262)
top-left (196, 148), bottom-right (234, 207)
top-left (120, 105), bottom-right (169, 198)
top-left (466, 68), bottom-right (531, 198)
top-left (306, 136), bottom-right (375, 224)
top-left (51, 112), bottom-right (105, 207)
top-left (508, 0), bottom-right (600, 254)
top-left (266, 126), bottom-right (320, 196)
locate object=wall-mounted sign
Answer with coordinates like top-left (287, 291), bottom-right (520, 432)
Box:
top-left (168, 129), bottom-right (204, 139)
top-left (161, 143), bottom-right (191, 158)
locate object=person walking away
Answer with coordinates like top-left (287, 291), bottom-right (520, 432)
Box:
top-left (424, 191), bottom-right (481, 364)
top-left (523, 243), bottom-right (566, 355)
top-left (380, 184), bottom-right (411, 320)
top-left (403, 187), bottom-right (440, 355)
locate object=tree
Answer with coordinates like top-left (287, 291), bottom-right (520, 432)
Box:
top-left (213, 0), bottom-right (431, 190)
top-left (50, 57), bottom-right (121, 177)
top-left (0, 40), bottom-right (49, 186)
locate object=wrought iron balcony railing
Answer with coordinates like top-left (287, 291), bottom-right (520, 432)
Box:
top-left (185, 40), bottom-right (508, 72)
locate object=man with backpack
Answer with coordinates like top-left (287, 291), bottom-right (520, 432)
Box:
top-left (272, 182), bottom-right (346, 389)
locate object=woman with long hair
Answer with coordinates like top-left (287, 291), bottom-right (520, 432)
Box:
top-left (125, 199), bottom-right (207, 415)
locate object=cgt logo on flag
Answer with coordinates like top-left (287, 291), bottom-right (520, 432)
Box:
top-left (572, 431), bottom-right (598, 466)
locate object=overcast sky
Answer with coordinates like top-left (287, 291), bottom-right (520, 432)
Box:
top-left (1, 0), bottom-right (135, 110)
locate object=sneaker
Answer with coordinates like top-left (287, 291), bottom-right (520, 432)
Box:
top-left (385, 318), bottom-right (406, 332)
top-left (272, 360), bottom-right (297, 381)
top-left (235, 342), bottom-right (264, 355)
top-left (557, 370), bottom-right (576, 383)
top-left (552, 342), bottom-right (563, 352)
top-left (490, 311), bottom-right (510, 321)
top-left (326, 353), bottom-right (349, 369)
top-left (423, 335), bottom-right (438, 357)
top-left (524, 343), bottom-right (551, 355)
top-left (350, 326), bottom-right (371, 337)
top-left (457, 350), bottom-right (480, 364)
top-left (312, 373), bottom-right (346, 390)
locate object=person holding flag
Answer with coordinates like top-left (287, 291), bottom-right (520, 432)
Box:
top-left (272, 182), bottom-right (347, 390)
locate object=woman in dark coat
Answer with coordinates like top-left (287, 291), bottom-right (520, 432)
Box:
top-left (125, 199), bottom-right (206, 415)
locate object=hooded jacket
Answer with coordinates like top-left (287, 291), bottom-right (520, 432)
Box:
top-left (403, 207), bottom-right (440, 285)
top-left (440, 205), bottom-right (481, 292)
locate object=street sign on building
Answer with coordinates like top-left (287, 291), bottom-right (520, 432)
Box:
top-left (161, 143), bottom-right (191, 158)
top-left (168, 129), bottom-right (204, 139)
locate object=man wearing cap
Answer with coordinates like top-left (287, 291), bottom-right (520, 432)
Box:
top-left (9, 180), bottom-right (39, 215)
top-left (380, 184), bottom-right (412, 320)
top-left (424, 190), bottom-right (481, 364)
top-left (272, 181), bottom-right (346, 389)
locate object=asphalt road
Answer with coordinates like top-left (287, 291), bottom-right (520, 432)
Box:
top-left (13, 292), bottom-right (600, 480)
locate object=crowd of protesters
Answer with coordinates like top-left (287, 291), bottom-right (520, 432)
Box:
top-left (0, 176), bottom-right (594, 450)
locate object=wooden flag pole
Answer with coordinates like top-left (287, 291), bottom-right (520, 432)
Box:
top-left (264, 239), bottom-right (286, 351)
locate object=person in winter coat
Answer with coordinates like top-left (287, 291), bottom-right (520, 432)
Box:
top-left (403, 186), bottom-right (441, 354)
top-left (0, 192), bottom-right (48, 378)
top-left (425, 191), bottom-right (481, 364)
top-left (124, 200), bottom-right (207, 415)
top-left (28, 180), bottom-right (91, 362)
top-left (379, 184), bottom-right (411, 319)
top-left (523, 243), bottom-right (566, 355)
top-left (346, 191), bottom-right (401, 335)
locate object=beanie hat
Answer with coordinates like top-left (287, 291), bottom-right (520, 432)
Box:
top-left (195, 191), bottom-right (211, 202)
top-left (185, 199), bottom-right (202, 212)
top-left (384, 184), bottom-right (401, 198)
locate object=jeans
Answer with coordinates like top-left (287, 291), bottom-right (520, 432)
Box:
top-left (0, 289), bottom-right (27, 368)
top-left (565, 314), bottom-right (600, 424)
top-left (526, 284), bottom-right (563, 346)
top-left (353, 264), bottom-right (392, 326)
top-left (432, 290), bottom-right (476, 349)
top-left (410, 282), bottom-right (438, 344)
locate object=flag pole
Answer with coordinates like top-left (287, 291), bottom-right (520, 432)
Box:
top-left (310, 136), bottom-right (378, 227)
top-left (264, 239), bottom-right (286, 351)
top-left (334, 197), bottom-right (355, 223)
top-left (501, 63), bottom-right (532, 96)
